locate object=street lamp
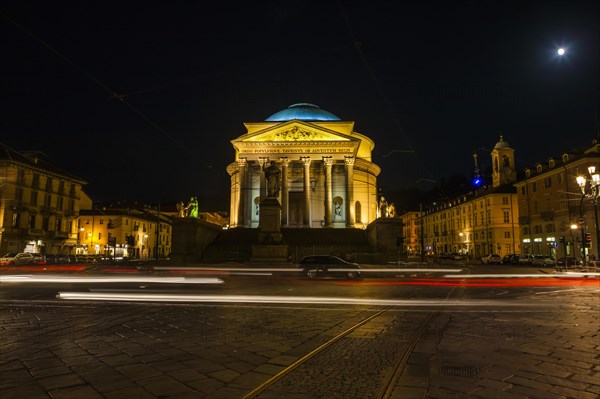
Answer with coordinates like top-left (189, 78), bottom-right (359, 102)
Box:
top-left (576, 166), bottom-right (600, 267)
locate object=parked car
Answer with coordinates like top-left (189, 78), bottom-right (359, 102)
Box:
top-left (45, 254), bottom-right (71, 264)
top-left (518, 254), bottom-right (535, 265)
top-left (481, 254), bottom-right (502, 264)
top-left (451, 253), bottom-right (466, 261)
top-left (29, 253), bottom-right (46, 265)
top-left (0, 252), bottom-right (36, 265)
top-left (298, 255), bottom-right (361, 279)
top-left (531, 255), bottom-right (557, 267)
top-left (502, 254), bottom-right (520, 264)
top-left (556, 257), bottom-right (583, 268)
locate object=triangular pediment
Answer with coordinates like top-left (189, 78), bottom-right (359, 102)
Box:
top-left (239, 120), bottom-right (355, 143)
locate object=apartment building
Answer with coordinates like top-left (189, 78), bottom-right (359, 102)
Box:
top-left (0, 143), bottom-right (87, 255)
top-left (514, 139), bottom-right (600, 259)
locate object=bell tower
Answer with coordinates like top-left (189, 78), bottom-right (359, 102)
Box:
top-left (491, 135), bottom-right (516, 188)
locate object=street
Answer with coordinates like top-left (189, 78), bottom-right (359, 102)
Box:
top-left (1, 263), bottom-right (599, 398)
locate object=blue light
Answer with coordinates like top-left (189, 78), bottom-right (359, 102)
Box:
top-left (473, 177), bottom-right (482, 187)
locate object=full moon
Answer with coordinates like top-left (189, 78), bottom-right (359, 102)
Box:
top-left (557, 48), bottom-right (565, 56)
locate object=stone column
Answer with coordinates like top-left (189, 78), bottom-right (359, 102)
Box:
top-left (323, 156), bottom-right (333, 227)
top-left (345, 156), bottom-right (355, 227)
top-left (237, 158), bottom-right (247, 227)
top-left (301, 156), bottom-right (312, 227)
top-left (280, 157), bottom-right (289, 226)
top-left (258, 157), bottom-right (268, 201)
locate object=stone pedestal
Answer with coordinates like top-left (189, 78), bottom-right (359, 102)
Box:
top-left (257, 197), bottom-right (283, 244)
top-left (171, 218), bottom-right (222, 263)
top-left (251, 197), bottom-right (289, 263)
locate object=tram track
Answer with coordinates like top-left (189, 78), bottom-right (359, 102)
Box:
top-left (242, 277), bottom-right (467, 399)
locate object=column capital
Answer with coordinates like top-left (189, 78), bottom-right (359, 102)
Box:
top-left (344, 156), bottom-right (355, 167)
top-left (237, 157), bottom-right (247, 167)
top-left (301, 156), bottom-right (311, 167)
top-left (322, 156), bottom-right (333, 167)
top-left (279, 157), bottom-right (289, 167)
top-left (258, 157), bottom-right (269, 168)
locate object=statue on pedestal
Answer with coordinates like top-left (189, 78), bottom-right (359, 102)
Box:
top-left (186, 196), bottom-right (199, 218)
top-left (264, 161), bottom-right (281, 198)
top-left (378, 196), bottom-right (388, 218)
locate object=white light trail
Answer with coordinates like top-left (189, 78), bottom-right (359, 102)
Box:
top-left (443, 273), bottom-right (600, 278)
top-left (152, 267), bottom-right (464, 273)
top-left (56, 292), bottom-right (541, 307)
top-left (0, 275), bottom-right (223, 284)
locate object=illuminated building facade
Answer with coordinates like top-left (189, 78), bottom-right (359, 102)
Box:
top-left (401, 211), bottom-right (421, 254)
top-left (78, 202), bottom-right (173, 260)
top-left (0, 143), bottom-right (86, 255)
top-left (514, 139), bottom-right (600, 259)
top-left (403, 137), bottom-right (520, 258)
top-left (227, 104), bottom-right (381, 229)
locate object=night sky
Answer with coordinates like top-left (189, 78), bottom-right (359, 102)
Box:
top-left (2, 1), bottom-right (598, 211)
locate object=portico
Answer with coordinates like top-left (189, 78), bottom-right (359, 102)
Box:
top-left (227, 104), bottom-right (381, 229)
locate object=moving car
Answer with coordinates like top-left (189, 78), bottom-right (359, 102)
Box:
top-left (298, 255), bottom-right (361, 279)
top-left (481, 254), bottom-right (502, 264)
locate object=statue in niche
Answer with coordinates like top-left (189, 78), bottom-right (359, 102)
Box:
top-left (254, 197), bottom-right (260, 215)
top-left (264, 161), bottom-right (281, 197)
top-left (333, 196), bottom-right (343, 219)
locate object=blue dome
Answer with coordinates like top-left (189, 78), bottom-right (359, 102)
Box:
top-left (265, 103), bottom-right (341, 122)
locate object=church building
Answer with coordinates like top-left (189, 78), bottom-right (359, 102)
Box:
top-left (227, 103), bottom-right (381, 229)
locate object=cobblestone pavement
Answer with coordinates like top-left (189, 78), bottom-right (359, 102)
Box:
top-left (1, 285), bottom-right (599, 398)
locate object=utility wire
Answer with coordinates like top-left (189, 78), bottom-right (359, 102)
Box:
top-left (0, 10), bottom-right (206, 166)
top-left (336, 1), bottom-right (443, 183)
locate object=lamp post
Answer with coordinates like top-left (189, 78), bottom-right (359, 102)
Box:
top-left (576, 166), bottom-right (600, 267)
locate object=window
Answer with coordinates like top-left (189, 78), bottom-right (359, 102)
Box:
top-left (531, 182), bottom-right (537, 192)
top-left (534, 225), bottom-right (542, 234)
top-left (56, 217), bottom-right (62, 231)
top-left (43, 216), bottom-right (50, 231)
top-left (523, 227), bottom-right (529, 235)
top-left (100, 219), bottom-right (104, 224)
top-left (557, 173), bottom-right (563, 184)
top-left (98, 232), bottom-right (102, 240)
top-left (504, 231), bottom-right (511, 238)
top-left (559, 194), bottom-right (567, 210)
top-left (30, 190), bottom-right (38, 205)
top-left (12, 213), bottom-right (20, 227)
top-left (502, 197), bottom-right (509, 205)
top-left (545, 224), bottom-right (555, 233)
top-left (355, 201), bottom-right (361, 222)
top-left (544, 177), bottom-right (552, 188)
top-left (521, 186), bottom-right (526, 195)
top-left (46, 177), bottom-right (53, 191)
top-left (32, 173), bottom-right (40, 188)
top-left (29, 214), bottom-right (36, 228)
top-left (503, 211), bottom-right (510, 223)
top-left (58, 181), bottom-right (65, 194)
top-left (16, 187), bottom-right (23, 201)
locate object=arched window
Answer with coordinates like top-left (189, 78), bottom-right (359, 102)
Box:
top-left (355, 201), bottom-right (361, 223)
